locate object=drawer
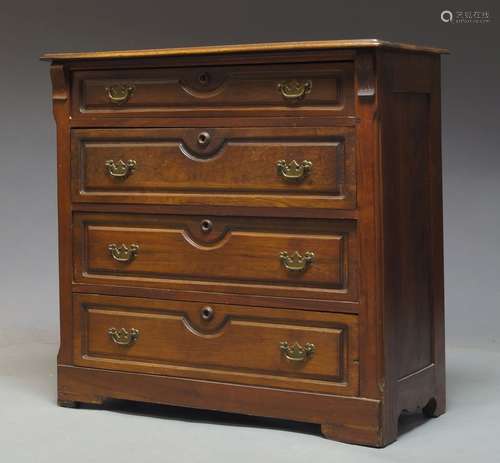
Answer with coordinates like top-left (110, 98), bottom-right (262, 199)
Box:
top-left (74, 213), bottom-right (359, 301)
top-left (71, 62), bottom-right (354, 119)
top-left (71, 127), bottom-right (356, 209)
top-left (73, 294), bottom-right (359, 395)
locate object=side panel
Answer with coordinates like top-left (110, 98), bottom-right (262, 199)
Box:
top-left (380, 51), bottom-right (446, 440)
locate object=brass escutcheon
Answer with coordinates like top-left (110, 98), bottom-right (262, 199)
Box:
top-left (277, 79), bottom-right (312, 101)
top-left (280, 341), bottom-right (315, 362)
top-left (276, 159), bottom-right (312, 181)
top-left (198, 72), bottom-right (210, 85)
top-left (108, 243), bottom-right (139, 263)
top-left (105, 84), bottom-right (135, 104)
top-left (108, 327), bottom-right (139, 346)
top-left (105, 159), bottom-right (136, 178)
top-left (280, 251), bottom-right (315, 272)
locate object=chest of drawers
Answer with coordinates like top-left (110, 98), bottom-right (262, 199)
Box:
top-left (42, 39), bottom-right (447, 447)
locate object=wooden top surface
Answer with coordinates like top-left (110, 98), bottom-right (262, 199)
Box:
top-left (41, 39), bottom-right (449, 61)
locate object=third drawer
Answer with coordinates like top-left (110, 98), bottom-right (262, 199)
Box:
top-left (73, 213), bottom-right (359, 302)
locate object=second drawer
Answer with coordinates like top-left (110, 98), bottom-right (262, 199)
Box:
top-left (71, 127), bottom-right (356, 209)
top-left (74, 213), bottom-right (359, 301)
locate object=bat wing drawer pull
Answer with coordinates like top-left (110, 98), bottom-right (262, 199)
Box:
top-left (105, 84), bottom-right (135, 104)
top-left (280, 341), bottom-right (315, 362)
top-left (277, 79), bottom-right (312, 101)
top-left (108, 327), bottom-right (139, 346)
top-left (276, 159), bottom-right (312, 181)
top-left (280, 251), bottom-right (315, 272)
top-left (105, 159), bottom-right (136, 178)
top-left (108, 243), bottom-right (139, 262)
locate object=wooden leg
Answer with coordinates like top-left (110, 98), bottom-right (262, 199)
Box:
top-left (321, 423), bottom-right (387, 447)
top-left (58, 399), bottom-right (80, 408)
top-left (58, 391), bottom-right (105, 408)
top-left (422, 396), bottom-right (445, 418)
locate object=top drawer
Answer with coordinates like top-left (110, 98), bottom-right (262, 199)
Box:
top-left (71, 62), bottom-right (354, 119)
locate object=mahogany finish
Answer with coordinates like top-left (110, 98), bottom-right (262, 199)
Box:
top-left (44, 39), bottom-right (447, 447)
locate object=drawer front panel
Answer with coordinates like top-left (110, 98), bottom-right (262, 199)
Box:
top-left (74, 294), bottom-right (359, 395)
top-left (74, 213), bottom-right (359, 301)
top-left (71, 127), bottom-right (356, 209)
top-left (72, 62), bottom-right (354, 118)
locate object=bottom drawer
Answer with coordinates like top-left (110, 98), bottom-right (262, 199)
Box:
top-left (73, 294), bottom-right (359, 395)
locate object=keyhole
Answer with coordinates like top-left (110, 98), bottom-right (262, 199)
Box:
top-left (201, 306), bottom-right (214, 321)
top-left (197, 131), bottom-right (211, 146)
top-left (198, 72), bottom-right (210, 85)
top-left (200, 219), bottom-right (213, 233)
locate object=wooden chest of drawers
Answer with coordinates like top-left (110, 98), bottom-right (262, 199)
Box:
top-left (42, 39), bottom-right (447, 447)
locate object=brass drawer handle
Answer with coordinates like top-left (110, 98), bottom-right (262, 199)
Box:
top-left (280, 251), bottom-right (314, 272)
top-left (108, 243), bottom-right (139, 262)
top-left (276, 160), bottom-right (312, 181)
top-left (105, 84), bottom-right (135, 104)
top-left (277, 79), bottom-right (312, 101)
top-left (280, 341), bottom-right (315, 362)
top-left (108, 327), bottom-right (139, 346)
top-left (105, 159), bottom-right (136, 178)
